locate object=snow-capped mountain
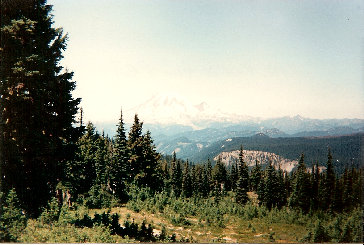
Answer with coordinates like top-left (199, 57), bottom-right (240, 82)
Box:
top-left (125, 93), bottom-right (255, 129)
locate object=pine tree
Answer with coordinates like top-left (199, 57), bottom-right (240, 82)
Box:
top-left (310, 163), bottom-right (320, 210)
top-left (289, 153), bottom-right (311, 212)
top-left (230, 160), bottom-right (238, 191)
top-left (276, 165), bottom-right (287, 208)
top-left (109, 109), bottom-right (129, 201)
top-left (206, 159), bottom-right (213, 193)
top-left (137, 130), bottom-right (162, 191)
top-left (332, 177), bottom-right (343, 212)
top-left (170, 152), bottom-right (182, 197)
top-left (0, 0), bottom-right (81, 216)
top-left (342, 168), bottom-right (353, 210)
top-left (66, 122), bottom-right (99, 195)
top-left (250, 160), bottom-right (262, 192)
top-left (0, 189), bottom-right (27, 242)
top-left (262, 161), bottom-right (277, 209)
top-left (128, 114), bottom-right (144, 180)
top-left (212, 156), bottom-right (228, 191)
top-left (182, 160), bottom-right (192, 198)
top-left (319, 148), bottom-right (336, 210)
top-left (235, 146), bottom-right (249, 205)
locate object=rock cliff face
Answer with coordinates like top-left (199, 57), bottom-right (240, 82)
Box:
top-left (214, 150), bottom-right (298, 173)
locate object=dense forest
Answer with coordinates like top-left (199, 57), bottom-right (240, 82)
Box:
top-left (193, 133), bottom-right (362, 173)
top-left (0, 1), bottom-right (362, 243)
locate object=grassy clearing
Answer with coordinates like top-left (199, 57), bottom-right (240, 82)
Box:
top-left (17, 191), bottom-right (362, 243)
top-left (81, 203), bottom-right (304, 243)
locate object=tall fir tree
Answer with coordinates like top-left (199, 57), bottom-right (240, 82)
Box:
top-left (229, 160), bottom-right (238, 191)
top-left (250, 160), bottom-right (262, 192)
top-left (342, 168), bottom-right (353, 210)
top-left (235, 146), bottom-right (249, 205)
top-left (0, 0), bottom-right (81, 216)
top-left (212, 156), bottom-right (228, 191)
top-left (128, 114), bottom-right (144, 180)
top-left (310, 163), bottom-right (320, 210)
top-left (276, 165), bottom-right (287, 208)
top-left (170, 152), bottom-right (182, 197)
top-left (182, 160), bottom-right (192, 198)
top-left (137, 130), bottom-right (162, 191)
top-left (109, 109), bottom-right (129, 201)
top-left (319, 148), bottom-right (336, 210)
top-left (65, 122), bottom-right (99, 196)
top-left (289, 153), bottom-right (311, 212)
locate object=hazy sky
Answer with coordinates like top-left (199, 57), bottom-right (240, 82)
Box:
top-left (49, 0), bottom-right (364, 123)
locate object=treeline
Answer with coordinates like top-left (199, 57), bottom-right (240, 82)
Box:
top-left (193, 134), bottom-right (362, 173)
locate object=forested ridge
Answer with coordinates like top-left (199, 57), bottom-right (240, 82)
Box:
top-left (0, 1), bottom-right (362, 243)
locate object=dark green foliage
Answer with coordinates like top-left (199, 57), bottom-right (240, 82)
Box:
top-left (193, 134), bottom-right (362, 173)
top-left (258, 161), bottom-right (286, 209)
top-left (170, 152), bottom-right (182, 197)
top-left (212, 156), bottom-right (228, 191)
top-left (310, 163), bottom-right (320, 210)
top-left (0, 189), bottom-right (27, 242)
top-left (249, 160), bottom-right (261, 191)
top-left (319, 148), bottom-right (336, 210)
top-left (73, 210), bottom-right (160, 242)
top-left (0, 0), bottom-right (81, 217)
top-left (85, 184), bottom-right (117, 209)
top-left (135, 131), bottom-right (162, 191)
top-left (312, 220), bottom-right (330, 243)
top-left (182, 160), bottom-right (193, 198)
top-left (109, 110), bottom-right (129, 201)
top-left (289, 154), bottom-right (311, 212)
top-left (39, 197), bottom-right (61, 225)
top-left (128, 114), bottom-right (144, 179)
top-left (128, 116), bottom-right (162, 191)
top-left (235, 146), bottom-right (249, 205)
top-left (65, 123), bottom-right (102, 195)
top-left (229, 160), bottom-right (239, 191)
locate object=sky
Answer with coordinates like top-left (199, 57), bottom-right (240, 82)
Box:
top-left (49, 0), bottom-right (364, 123)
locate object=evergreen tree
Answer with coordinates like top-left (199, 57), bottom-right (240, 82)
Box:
top-left (66, 122), bottom-right (99, 195)
top-left (0, 188), bottom-right (27, 242)
top-left (250, 160), bottom-right (262, 192)
top-left (212, 156), bottom-right (228, 191)
top-left (331, 177), bottom-right (343, 212)
top-left (310, 163), bottom-right (320, 210)
top-left (0, 0), bottom-right (81, 216)
top-left (170, 152), bottom-right (182, 197)
top-left (289, 153), bottom-right (311, 212)
top-left (206, 159), bottom-right (213, 192)
top-left (128, 114), bottom-right (144, 180)
top-left (182, 160), bottom-right (192, 198)
top-left (230, 160), bottom-right (238, 191)
top-left (262, 162), bottom-right (277, 209)
top-left (137, 131), bottom-right (162, 191)
top-left (342, 168), bottom-right (353, 210)
top-left (276, 165), bottom-right (287, 208)
top-left (257, 172), bottom-right (266, 206)
top-left (235, 146), bottom-right (249, 205)
top-left (109, 109), bottom-right (129, 201)
top-left (319, 148), bottom-right (336, 210)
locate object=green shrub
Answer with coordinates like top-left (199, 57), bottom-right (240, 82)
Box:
top-left (0, 189), bottom-right (27, 242)
top-left (20, 220), bottom-right (116, 243)
top-left (39, 197), bottom-right (60, 225)
top-left (85, 184), bottom-right (118, 209)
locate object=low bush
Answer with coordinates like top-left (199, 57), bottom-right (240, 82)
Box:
top-left (0, 189), bottom-right (27, 242)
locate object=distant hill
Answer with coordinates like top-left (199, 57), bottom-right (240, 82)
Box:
top-left (192, 133), bottom-right (362, 173)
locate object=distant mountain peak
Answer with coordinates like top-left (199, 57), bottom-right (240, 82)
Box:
top-left (125, 93), bottom-right (253, 128)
